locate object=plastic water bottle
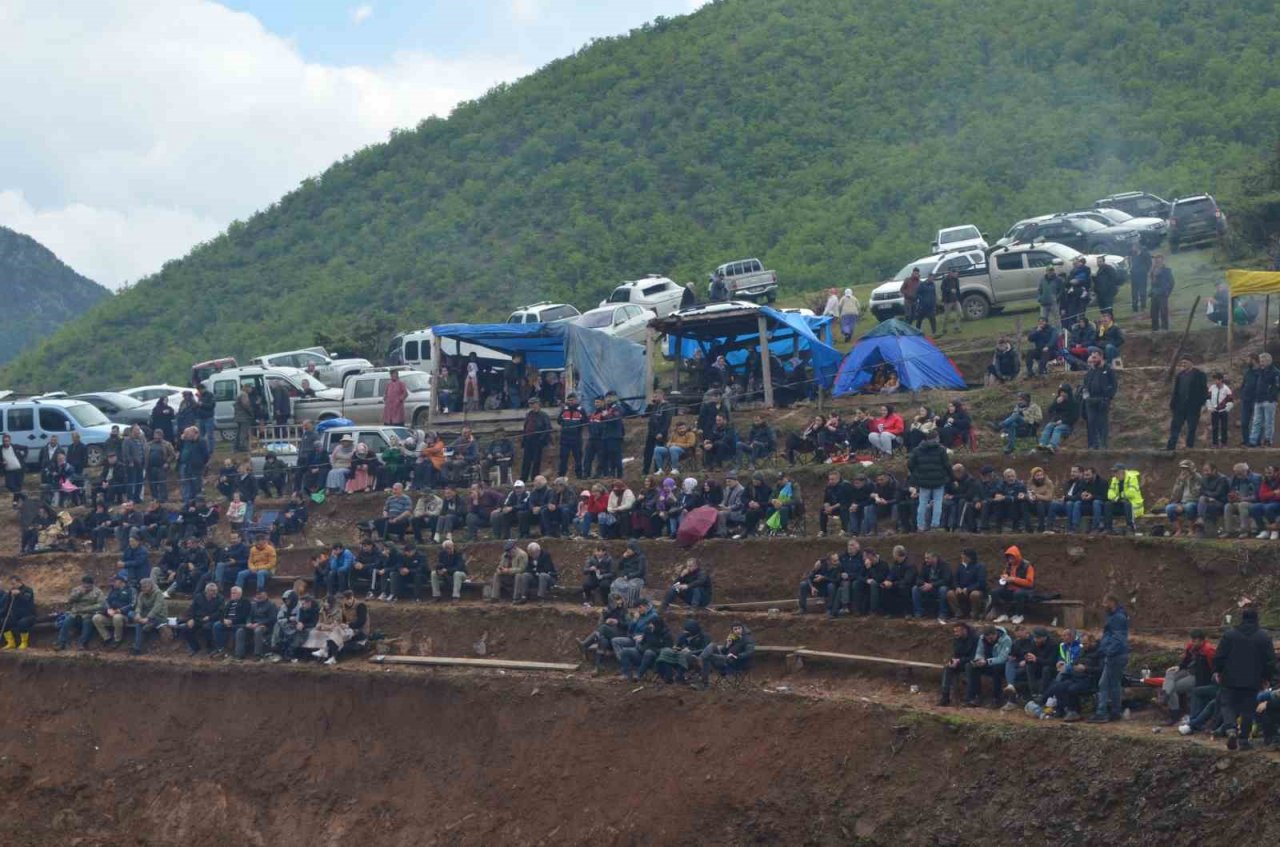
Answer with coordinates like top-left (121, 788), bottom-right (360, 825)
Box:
top-left (1025, 701), bottom-right (1044, 718)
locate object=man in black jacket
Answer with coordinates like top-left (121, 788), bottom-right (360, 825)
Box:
top-left (1214, 607), bottom-right (1277, 750)
top-left (944, 463), bottom-right (985, 533)
top-left (431, 539), bottom-right (468, 601)
top-left (827, 540), bottom-right (862, 618)
top-left (660, 558), bottom-right (712, 611)
top-left (911, 552), bottom-right (951, 622)
top-left (907, 431), bottom-right (952, 531)
top-left (236, 591), bottom-right (279, 660)
top-left (211, 585), bottom-right (250, 658)
top-left (513, 542), bottom-right (556, 604)
top-left (1196, 462), bottom-right (1230, 537)
top-left (1128, 242), bottom-right (1151, 314)
top-left (940, 622), bottom-right (978, 706)
top-left (1167, 357), bottom-right (1210, 450)
top-left (819, 471), bottom-right (854, 537)
top-left (641, 390), bottom-right (673, 476)
top-left (797, 553), bottom-right (837, 614)
top-left (181, 583), bottom-right (224, 655)
top-left (1003, 627), bottom-right (1059, 707)
top-left (1081, 352), bottom-right (1117, 449)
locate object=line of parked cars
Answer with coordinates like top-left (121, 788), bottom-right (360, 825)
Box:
top-left (868, 190), bottom-right (1228, 323)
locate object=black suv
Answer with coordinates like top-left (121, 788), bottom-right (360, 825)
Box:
top-left (1095, 191), bottom-right (1171, 220)
top-left (1169, 194), bottom-right (1227, 251)
top-left (1017, 216), bottom-right (1140, 255)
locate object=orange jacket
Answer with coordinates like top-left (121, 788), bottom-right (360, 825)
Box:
top-left (1001, 545), bottom-right (1035, 588)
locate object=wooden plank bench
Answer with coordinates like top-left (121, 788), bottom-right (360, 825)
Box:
top-left (790, 648), bottom-right (942, 672)
top-left (1038, 599), bottom-right (1085, 629)
top-left (713, 599), bottom-right (798, 612)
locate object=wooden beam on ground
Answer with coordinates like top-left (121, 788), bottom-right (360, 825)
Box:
top-left (792, 648), bottom-right (942, 671)
top-left (369, 655), bottom-right (579, 672)
top-left (712, 598), bottom-right (799, 611)
top-left (1166, 295), bottom-right (1202, 380)
top-left (754, 645), bottom-right (804, 655)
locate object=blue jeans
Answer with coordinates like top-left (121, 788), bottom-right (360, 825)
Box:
top-left (1069, 499), bottom-right (1103, 531)
top-left (1165, 503), bottom-right (1198, 522)
top-left (911, 584), bottom-right (947, 618)
top-left (236, 568), bottom-right (271, 592)
top-left (57, 614), bottom-right (92, 648)
top-left (850, 504), bottom-right (877, 535)
top-left (211, 621), bottom-right (239, 652)
top-left (1084, 400), bottom-right (1110, 449)
top-left (917, 486), bottom-right (944, 530)
top-left (133, 619), bottom-right (161, 652)
top-left (1039, 422), bottom-right (1071, 448)
top-left (1000, 413), bottom-right (1024, 451)
top-left (1096, 652), bottom-right (1128, 717)
top-left (214, 560), bottom-right (234, 585)
top-left (652, 445), bottom-right (684, 470)
top-left (1251, 401), bottom-right (1277, 446)
top-left (662, 585), bottom-right (709, 610)
top-left (198, 418), bottom-right (216, 456)
top-left (1250, 502), bottom-right (1280, 526)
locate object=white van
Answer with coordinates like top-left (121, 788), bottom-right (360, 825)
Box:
top-left (385, 328), bottom-right (513, 369)
top-left (0, 397), bottom-right (118, 468)
top-left (201, 366), bottom-right (343, 430)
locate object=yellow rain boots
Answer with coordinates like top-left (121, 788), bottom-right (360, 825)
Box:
top-left (1, 631), bottom-right (15, 649)
top-left (18, 633), bottom-right (29, 650)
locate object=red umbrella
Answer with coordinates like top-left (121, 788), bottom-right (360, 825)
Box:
top-left (676, 505), bottom-right (719, 548)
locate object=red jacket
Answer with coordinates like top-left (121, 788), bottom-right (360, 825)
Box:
top-left (1259, 477), bottom-right (1280, 503)
top-left (872, 414), bottom-right (905, 437)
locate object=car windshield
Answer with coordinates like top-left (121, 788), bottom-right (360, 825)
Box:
top-left (579, 311), bottom-right (614, 328)
top-left (399, 372), bottom-right (430, 392)
top-left (939, 226), bottom-right (980, 244)
top-left (606, 288), bottom-right (631, 304)
top-left (1070, 217), bottom-right (1104, 232)
top-left (64, 402), bottom-right (111, 428)
top-left (891, 259), bottom-right (937, 280)
top-left (1095, 208), bottom-right (1133, 223)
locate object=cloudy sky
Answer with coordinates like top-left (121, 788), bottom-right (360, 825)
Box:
top-left (0, 0), bottom-right (705, 289)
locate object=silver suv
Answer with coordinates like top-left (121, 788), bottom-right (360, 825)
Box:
top-left (506, 302), bottom-right (581, 324)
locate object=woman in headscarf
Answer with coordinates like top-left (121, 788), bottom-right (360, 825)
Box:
top-left (838, 288), bottom-right (861, 343)
top-left (656, 477), bottom-right (680, 538)
top-left (327, 435), bottom-right (355, 493)
top-left (822, 287), bottom-right (839, 317)
top-left (347, 442), bottom-right (378, 494)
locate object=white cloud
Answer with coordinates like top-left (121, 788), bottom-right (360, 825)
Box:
top-left (350, 4), bottom-right (373, 25)
top-left (510, 0), bottom-right (541, 23)
top-left (0, 1), bottom-right (527, 288)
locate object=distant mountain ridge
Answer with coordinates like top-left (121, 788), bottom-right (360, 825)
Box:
top-left (0, 226), bottom-right (110, 366)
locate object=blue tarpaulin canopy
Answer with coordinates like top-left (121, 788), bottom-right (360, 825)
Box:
top-left (429, 322), bottom-right (647, 409)
top-left (832, 319), bottom-right (966, 396)
top-left (656, 304), bottom-right (843, 388)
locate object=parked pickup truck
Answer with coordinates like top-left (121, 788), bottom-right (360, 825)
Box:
top-left (203, 366), bottom-right (344, 432)
top-left (710, 258), bottom-right (779, 303)
top-left (328, 368), bottom-right (433, 428)
top-left (868, 242), bottom-right (1128, 322)
top-left (250, 424), bottom-right (418, 476)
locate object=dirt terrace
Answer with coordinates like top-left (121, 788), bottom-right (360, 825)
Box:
top-left (1, 656), bottom-right (1276, 847)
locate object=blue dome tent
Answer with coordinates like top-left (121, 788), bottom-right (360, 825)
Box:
top-left (832, 319), bottom-right (966, 396)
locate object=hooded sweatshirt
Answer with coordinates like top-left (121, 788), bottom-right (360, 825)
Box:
top-left (1214, 611), bottom-right (1277, 689)
top-left (1000, 546), bottom-right (1035, 589)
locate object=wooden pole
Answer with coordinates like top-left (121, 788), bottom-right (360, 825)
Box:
top-left (757, 314), bottom-right (775, 408)
top-left (644, 326), bottom-right (656, 406)
top-left (672, 333), bottom-right (681, 394)
top-left (1229, 289), bottom-right (1235, 360)
top-left (792, 648), bottom-right (943, 671)
top-left (1266, 296), bottom-right (1271, 350)
top-left (713, 598), bottom-right (799, 611)
top-left (1166, 295), bottom-right (1202, 381)
top-left (369, 655), bottom-right (579, 672)
top-left (429, 332), bottom-right (443, 426)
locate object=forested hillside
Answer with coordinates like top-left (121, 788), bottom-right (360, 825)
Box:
top-left (7, 0), bottom-right (1280, 390)
top-left (0, 227), bottom-right (109, 365)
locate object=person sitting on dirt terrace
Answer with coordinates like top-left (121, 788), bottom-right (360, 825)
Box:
top-left (1224, 462), bottom-right (1261, 539)
top-left (487, 540), bottom-right (527, 603)
top-left (866, 404), bottom-right (904, 457)
top-left (797, 553), bottom-right (838, 615)
top-left (1090, 311), bottom-right (1124, 364)
top-left (1251, 464), bottom-right (1280, 540)
top-left (581, 543), bottom-right (617, 606)
top-left (1071, 466), bottom-right (1108, 534)
top-left (963, 625), bottom-right (1012, 708)
top-left (911, 551), bottom-right (951, 623)
top-left (351, 539), bottom-right (384, 598)
top-left (601, 479), bottom-right (635, 540)
top-left (1160, 628), bottom-right (1216, 727)
top-left (660, 558), bottom-right (712, 612)
top-left (1164, 459), bottom-right (1201, 537)
top-left (180, 582), bottom-right (223, 656)
top-left (785, 415), bottom-right (825, 465)
top-left (430, 539), bottom-right (468, 601)
top-left (90, 574), bottom-right (134, 649)
top-left (511, 541), bottom-right (556, 604)
top-left (128, 578), bottom-right (169, 656)
top-left (579, 591), bottom-right (630, 671)
top-left (1002, 626), bottom-right (1058, 709)
top-left (989, 546), bottom-right (1034, 625)
top-left (740, 471), bottom-right (773, 537)
top-left (617, 608), bottom-right (672, 682)
top-left (945, 548), bottom-right (987, 621)
top-left (656, 619), bottom-right (711, 684)
top-left (697, 621), bottom-right (756, 689)
top-left (983, 468), bottom-right (1029, 533)
top-left (995, 392), bottom-right (1041, 455)
top-left (1102, 463), bottom-right (1142, 536)
top-left (846, 473), bottom-right (877, 536)
top-left (713, 471), bottom-right (747, 539)
top-left (818, 470), bottom-right (854, 537)
top-left (0, 576), bottom-right (36, 650)
top-left (210, 585), bottom-right (251, 659)
top-left (942, 464), bottom-right (984, 533)
top-left (1195, 462), bottom-right (1230, 537)
top-left (55, 574), bottom-right (104, 651)
top-left (985, 337), bottom-right (1019, 385)
top-left (373, 482), bottom-right (413, 541)
top-left (1024, 317), bottom-right (1061, 377)
top-left (939, 621), bottom-right (978, 707)
top-left (1044, 632), bottom-right (1103, 722)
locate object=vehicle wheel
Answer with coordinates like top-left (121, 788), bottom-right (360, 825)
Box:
top-left (961, 293), bottom-right (990, 321)
top-left (766, 290), bottom-right (777, 304)
top-left (85, 445), bottom-right (105, 468)
top-left (218, 428), bottom-right (235, 442)
top-left (413, 409), bottom-right (430, 428)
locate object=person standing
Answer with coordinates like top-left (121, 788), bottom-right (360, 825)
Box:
top-left (1214, 607), bottom-right (1276, 750)
top-left (601, 392), bottom-right (626, 478)
top-left (900, 268), bottom-right (922, 325)
top-left (1036, 264), bottom-right (1063, 324)
top-left (233, 385), bottom-right (254, 451)
top-left (1081, 352), bottom-right (1117, 449)
top-left (1240, 354), bottom-right (1261, 447)
top-left (1093, 256), bottom-right (1119, 315)
top-left (1249, 353), bottom-right (1280, 448)
top-left (556, 392), bottom-right (586, 478)
top-left (1167, 357), bottom-right (1209, 450)
top-left (641, 389), bottom-right (673, 476)
top-left (1128, 242), bottom-right (1151, 315)
top-left (2, 434), bottom-right (27, 507)
top-left (821, 288), bottom-right (839, 318)
top-left (913, 273), bottom-right (938, 335)
top-left (1206, 371), bottom-right (1235, 448)
top-left (1149, 254), bottom-right (1174, 331)
top-left (837, 288), bottom-right (861, 342)
top-left (939, 269), bottom-right (963, 335)
top-left (383, 369), bottom-right (409, 427)
top-left (1090, 595), bottom-right (1129, 722)
top-left (907, 430), bottom-right (951, 531)
top-left (519, 398), bottom-right (552, 483)
top-left (196, 387), bottom-right (218, 457)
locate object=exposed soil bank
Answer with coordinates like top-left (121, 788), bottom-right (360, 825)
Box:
top-left (1, 656), bottom-right (1277, 847)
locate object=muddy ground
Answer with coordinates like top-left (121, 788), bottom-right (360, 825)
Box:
top-left (0, 656), bottom-right (1276, 847)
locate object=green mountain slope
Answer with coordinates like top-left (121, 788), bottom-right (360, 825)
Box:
top-left (7, 0), bottom-right (1280, 390)
top-left (0, 227), bottom-right (109, 366)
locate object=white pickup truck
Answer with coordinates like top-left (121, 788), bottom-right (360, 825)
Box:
top-left (251, 346), bottom-right (371, 386)
top-left (710, 258), bottom-right (779, 303)
top-left (868, 242), bottom-right (1129, 322)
